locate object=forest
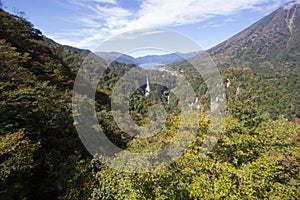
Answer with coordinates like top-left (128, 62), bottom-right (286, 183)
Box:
top-left (0, 7), bottom-right (299, 200)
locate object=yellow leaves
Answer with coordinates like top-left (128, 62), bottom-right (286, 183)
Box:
top-left (255, 118), bottom-right (299, 151)
top-left (0, 130), bottom-right (40, 181)
top-left (238, 154), bottom-right (289, 198)
top-left (188, 160), bottom-right (238, 199)
top-left (181, 114), bottom-right (299, 199)
top-left (213, 175), bottom-right (236, 199)
top-left (198, 114), bottom-right (209, 134)
top-left (0, 130), bottom-right (23, 151)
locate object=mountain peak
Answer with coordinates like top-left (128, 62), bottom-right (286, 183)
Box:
top-left (284, 0), bottom-right (300, 10)
top-left (210, 1), bottom-right (300, 67)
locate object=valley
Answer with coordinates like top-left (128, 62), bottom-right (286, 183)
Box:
top-left (0, 1), bottom-right (299, 199)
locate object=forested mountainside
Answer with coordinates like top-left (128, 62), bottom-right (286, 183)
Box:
top-left (207, 1), bottom-right (300, 120)
top-left (210, 1), bottom-right (300, 67)
top-left (0, 9), bottom-right (90, 198)
top-left (0, 2), bottom-right (299, 200)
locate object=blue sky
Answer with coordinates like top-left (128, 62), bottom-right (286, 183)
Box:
top-left (4, 0), bottom-right (293, 53)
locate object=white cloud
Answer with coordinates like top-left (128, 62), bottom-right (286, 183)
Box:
top-left (284, 0), bottom-right (300, 10)
top-left (132, 0), bottom-right (279, 27)
top-left (111, 29), bottom-right (169, 41)
top-left (75, 0), bottom-right (117, 5)
top-left (52, 0), bottom-right (282, 49)
top-left (93, 0), bottom-right (117, 4)
top-left (199, 17), bottom-right (238, 29)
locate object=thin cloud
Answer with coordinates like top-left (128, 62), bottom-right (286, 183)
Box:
top-left (111, 29), bottom-right (168, 41)
top-left (93, 0), bottom-right (117, 4)
top-left (74, 0), bottom-right (117, 5)
top-left (52, 0), bottom-right (283, 49)
top-left (199, 17), bottom-right (238, 29)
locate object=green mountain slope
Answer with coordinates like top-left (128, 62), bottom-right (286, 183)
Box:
top-left (204, 1), bottom-right (300, 119)
top-left (210, 1), bottom-right (300, 68)
top-left (0, 8), bottom-right (140, 198)
top-left (0, 9), bottom-right (91, 198)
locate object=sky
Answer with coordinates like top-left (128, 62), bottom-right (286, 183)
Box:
top-left (3, 0), bottom-right (293, 55)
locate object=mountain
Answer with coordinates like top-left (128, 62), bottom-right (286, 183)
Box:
top-left (96, 51), bottom-right (137, 64)
top-left (209, 0), bottom-right (300, 70)
top-left (172, 1), bottom-right (300, 119)
top-left (0, 8), bottom-right (89, 198)
top-left (0, 8), bottom-right (138, 198)
top-left (209, 0), bottom-right (300, 118)
top-left (96, 51), bottom-right (199, 67)
top-left (135, 51), bottom-right (200, 65)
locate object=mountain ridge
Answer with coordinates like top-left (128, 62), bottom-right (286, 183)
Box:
top-left (209, 1), bottom-right (300, 69)
top-left (95, 51), bottom-right (200, 67)
top-left (172, 1), bottom-right (300, 119)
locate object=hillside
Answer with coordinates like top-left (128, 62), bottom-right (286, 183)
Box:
top-left (210, 1), bottom-right (300, 69)
top-left (0, 8), bottom-right (142, 198)
top-left (202, 1), bottom-right (300, 119)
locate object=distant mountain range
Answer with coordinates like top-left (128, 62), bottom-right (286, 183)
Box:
top-left (96, 51), bottom-right (200, 68)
